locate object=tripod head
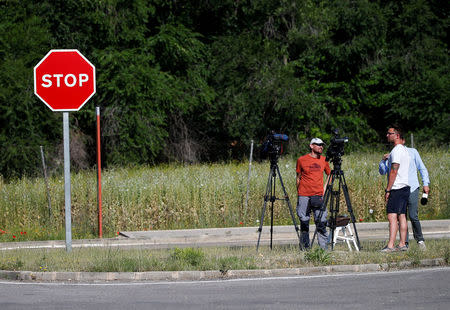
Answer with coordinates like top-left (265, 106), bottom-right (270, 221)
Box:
top-left (261, 131), bottom-right (288, 168)
top-left (329, 156), bottom-right (343, 171)
top-left (325, 129), bottom-right (348, 170)
top-left (269, 151), bottom-right (280, 168)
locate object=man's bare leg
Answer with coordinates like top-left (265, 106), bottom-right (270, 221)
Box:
top-left (387, 213), bottom-right (398, 248)
top-left (398, 213), bottom-right (407, 247)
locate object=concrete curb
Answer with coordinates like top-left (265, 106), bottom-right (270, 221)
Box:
top-left (0, 259), bottom-right (446, 283)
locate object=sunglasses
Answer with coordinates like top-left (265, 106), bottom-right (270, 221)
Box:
top-left (313, 143), bottom-right (324, 146)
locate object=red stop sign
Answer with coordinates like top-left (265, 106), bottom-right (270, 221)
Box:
top-left (34, 49), bottom-right (96, 111)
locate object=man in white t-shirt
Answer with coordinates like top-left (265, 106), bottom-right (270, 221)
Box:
top-left (381, 126), bottom-right (410, 252)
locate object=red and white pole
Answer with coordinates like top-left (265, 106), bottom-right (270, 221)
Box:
top-left (96, 107), bottom-right (103, 238)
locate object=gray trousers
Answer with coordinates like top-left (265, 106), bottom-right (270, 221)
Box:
top-left (407, 188), bottom-right (425, 243)
top-left (297, 196), bottom-right (328, 249)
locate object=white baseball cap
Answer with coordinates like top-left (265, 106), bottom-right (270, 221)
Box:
top-left (310, 138), bottom-right (324, 145)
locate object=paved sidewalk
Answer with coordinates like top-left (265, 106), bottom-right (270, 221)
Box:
top-left (0, 220), bottom-right (449, 251)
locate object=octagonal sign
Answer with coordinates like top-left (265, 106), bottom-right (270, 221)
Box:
top-left (34, 49), bottom-right (96, 111)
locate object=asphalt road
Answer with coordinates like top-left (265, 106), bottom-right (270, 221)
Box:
top-left (1, 267), bottom-right (449, 310)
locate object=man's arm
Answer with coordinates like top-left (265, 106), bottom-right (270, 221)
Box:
top-left (296, 172), bottom-right (301, 192)
top-left (323, 174), bottom-right (330, 194)
top-left (385, 163), bottom-right (399, 202)
top-left (414, 150), bottom-right (430, 193)
top-left (324, 161), bottom-right (331, 176)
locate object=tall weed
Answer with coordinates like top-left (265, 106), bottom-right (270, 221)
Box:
top-left (0, 148), bottom-right (448, 241)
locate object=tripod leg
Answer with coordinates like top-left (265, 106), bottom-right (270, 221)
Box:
top-left (341, 173), bottom-right (361, 250)
top-left (257, 169), bottom-right (273, 251)
top-left (275, 165), bottom-right (302, 250)
top-left (311, 211), bottom-right (322, 248)
top-left (331, 174), bottom-right (343, 250)
top-left (270, 172), bottom-right (275, 250)
top-left (311, 172), bottom-right (335, 248)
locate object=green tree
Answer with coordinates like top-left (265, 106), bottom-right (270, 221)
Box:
top-left (0, 0), bottom-right (448, 177)
top-left (0, 1), bottom-right (59, 178)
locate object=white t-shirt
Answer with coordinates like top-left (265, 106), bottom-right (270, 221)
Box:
top-left (388, 144), bottom-right (410, 189)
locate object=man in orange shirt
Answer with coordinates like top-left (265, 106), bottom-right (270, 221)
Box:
top-left (296, 138), bottom-right (331, 250)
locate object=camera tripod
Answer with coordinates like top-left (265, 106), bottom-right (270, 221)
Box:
top-left (311, 159), bottom-right (361, 250)
top-left (257, 156), bottom-right (302, 251)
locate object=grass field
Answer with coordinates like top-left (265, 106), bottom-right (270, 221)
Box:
top-left (0, 148), bottom-right (448, 242)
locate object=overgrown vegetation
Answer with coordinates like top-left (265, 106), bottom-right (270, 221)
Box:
top-left (304, 247), bottom-right (331, 265)
top-left (0, 240), bottom-right (448, 272)
top-left (0, 150), bottom-right (448, 242)
top-left (1, 0), bottom-right (448, 178)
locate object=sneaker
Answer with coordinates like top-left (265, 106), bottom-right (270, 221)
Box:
top-left (418, 241), bottom-right (426, 250)
top-left (396, 245), bottom-right (408, 252)
top-left (380, 246), bottom-right (397, 253)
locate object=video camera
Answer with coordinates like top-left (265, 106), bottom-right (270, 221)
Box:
top-left (261, 131), bottom-right (289, 162)
top-left (325, 129), bottom-right (348, 165)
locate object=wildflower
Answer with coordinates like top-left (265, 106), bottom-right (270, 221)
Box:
top-left (359, 218), bottom-right (364, 222)
top-left (12, 235), bottom-right (16, 239)
top-left (239, 221), bottom-right (243, 225)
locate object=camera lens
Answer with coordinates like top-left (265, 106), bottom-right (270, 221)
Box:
top-left (420, 193), bottom-right (428, 205)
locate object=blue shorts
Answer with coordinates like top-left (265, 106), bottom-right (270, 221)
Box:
top-left (386, 186), bottom-right (410, 214)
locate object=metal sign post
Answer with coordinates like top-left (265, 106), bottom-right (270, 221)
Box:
top-left (63, 112), bottom-right (72, 252)
top-left (40, 146), bottom-right (52, 218)
top-left (244, 140), bottom-right (254, 218)
top-left (96, 107), bottom-right (103, 238)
